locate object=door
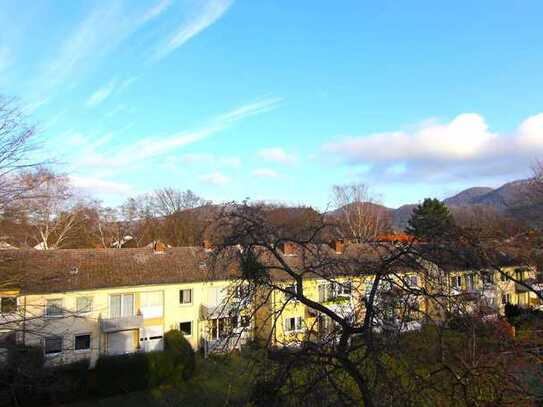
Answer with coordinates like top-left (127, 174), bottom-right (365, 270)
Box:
top-left (107, 330), bottom-right (136, 355)
top-left (142, 326), bottom-right (164, 352)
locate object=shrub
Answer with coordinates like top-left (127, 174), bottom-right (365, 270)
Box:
top-left (95, 352), bottom-right (149, 396)
top-left (163, 329), bottom-right (196, 381)
top-left (95, 330), bottom-right (196, 396)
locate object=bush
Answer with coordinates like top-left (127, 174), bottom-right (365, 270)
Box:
top-left (163, 329), bottom-right (196, 381)
top-left (95, 330), bottom-right (196, 396)
top-left (95, 352), bottom-right (149, 396)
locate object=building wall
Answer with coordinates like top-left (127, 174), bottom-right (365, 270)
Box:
top-left (18, 280), bottom-right (233, 367)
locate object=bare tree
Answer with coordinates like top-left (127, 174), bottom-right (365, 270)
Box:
top-left (209, 201), bottom-right (541, 406)
top-left (0, 96), bottom-right (44, 210)
top-left (331, 183), bottom-right (391, 241)
top-left (151, 188), bottom-right (208, 217)
top-left (17, 170), bottom-right (88, 249)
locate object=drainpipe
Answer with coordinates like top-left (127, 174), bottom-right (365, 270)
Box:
top-left (22, 296), bottom-right (27, 346)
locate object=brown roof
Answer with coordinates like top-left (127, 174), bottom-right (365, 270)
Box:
top-left (0, 247), bottom-right (238, 294)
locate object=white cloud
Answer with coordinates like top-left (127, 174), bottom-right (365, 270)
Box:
top-left (69, 175), bottom-right (134, 195)
top-left (140, 0), bottom-right (172, 23)
top-left (152, 0), bottom-right (233, 62)
top-left (63, 96), bottom-right (276, 175)
top-left (177, 153), bottom-right (241, 168)
top-left (217, 97), bottom-right (283, 123)
top-left (86, 80), bottom-right (117, 107)
top-left (252, 168), bottom-right (279, 178)
top-left (257, 147), bottom-right (296, 165)
top-left (200, 171), bottom-right (230, 186)
top-left (322, 112), bottom-right (543, 183)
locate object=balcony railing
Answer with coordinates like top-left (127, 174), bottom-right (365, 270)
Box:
top-left (100, 315), bottom-right (144, 333)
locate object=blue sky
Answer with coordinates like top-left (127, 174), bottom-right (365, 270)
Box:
top-left (1, 1), bottom-right (542, 209)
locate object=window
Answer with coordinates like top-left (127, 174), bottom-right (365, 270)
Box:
top-left (179, 289), bottom-right (192, 305)
top-left (210, 317), bottom-right (232, 340)
top-left (76, 296), bottom-right (93, 314)
top-left (337, 281), bottom-right (352, 296)
top-left (515, 269), bottom-right (525, 282)
top-left (284, 284), bottom-right (299, 300)
top-left (406, 275), bottom-right (418, 287)
top-left (451, 276), bottom-right (461, 289)
top-left (179, 321), bottom-right (192, 336)
top-left (502, 294), bottom-right (511, 305)
top-left (482, 272), bottom-right (494, 285)
top-left (0, 297), bottom-right (16, 314)
top-left (45, 299), bottom-right (63, 317)
top-left (284, 316), bottom-right (304, 333)
top-left (74, 334), bottom-right (91, 351)
top-left (465, 274), bottom-right (475, 290)
top-left (109, 294), bottom-right (134, 318)
top-left (44, 336), bottom-right (63, 355)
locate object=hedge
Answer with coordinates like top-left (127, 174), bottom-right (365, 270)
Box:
top-left (95, 329), bottom-right (196, 396)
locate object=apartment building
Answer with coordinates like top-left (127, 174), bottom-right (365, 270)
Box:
top-left (0, 241), bottom-right (540, 368)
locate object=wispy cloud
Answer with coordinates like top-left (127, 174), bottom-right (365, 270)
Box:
top-left (177, 153), bottom-right (241, 168)
top-left (217, 97), bottom-right (283, 123)
top-left (69, 175), bottom-right (135, 195)
top-left (152, 0), bottom-right (234, 62)
top-left (140, 0), bottom-right (172, 23)
top-left (200, 171), bottom-right (230, 186)
top-left (86, 80), bottom-right (117, 107)
top-left (257, 147), bottom-right (297, 165)
top-left (252, 168), bottom-right (279, 178)
top-left (68, 96), bottom-right (280, 175)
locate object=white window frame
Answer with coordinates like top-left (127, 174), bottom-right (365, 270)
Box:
top-left (109, 293), bottom-right (135, 318)
top-left (179, 288), bottom-right (193, 305)
top-left (284, 316), bottom-right (304, 333)
top-left (76, 296), bottom-right (93, 315)
top-left (179, 321), bottom-right (193, 337)
top-left (45, 298), bottom-right (64, 318)
top-left (74, 333), bottom-right (91, 353)
top-left (44, 336), bottom-right (63, 356)
top-left (451, 275), bottom-right (461, 289)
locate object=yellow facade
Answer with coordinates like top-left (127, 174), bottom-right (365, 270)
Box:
top-left (1, 265), bottom-right (541, 368)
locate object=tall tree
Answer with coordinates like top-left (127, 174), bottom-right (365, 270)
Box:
top-left (0, 96), bottom-right (43, 211)
top-left (406, 198), bottom-right (455, 240)
top-left (332, 183), bottom-right (391, 241)
top-left (17, 170), bottom-right (87, 249)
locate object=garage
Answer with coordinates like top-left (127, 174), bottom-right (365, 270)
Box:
top-left (141, 325), bottom-right (164, 352)
top-left (107, 330), bottom-right (137, 355)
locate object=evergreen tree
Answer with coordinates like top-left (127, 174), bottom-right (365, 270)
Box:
top-left (406, 198), bottom-right (455, 240)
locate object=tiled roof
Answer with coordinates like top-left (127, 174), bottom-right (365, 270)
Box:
top-left (0, 247), bottom-right (238, 294)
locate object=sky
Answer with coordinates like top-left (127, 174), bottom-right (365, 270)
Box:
top-left (1, 0), bottom-right (542, 209)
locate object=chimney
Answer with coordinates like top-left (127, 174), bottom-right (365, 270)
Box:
top-left (203, 240), bottom-right (213, 252)
top-left (153, 240), bottom-right (167, 254)
top-left (331, 239), bottom-right (345, 254)
top-left (280, 242), bottom-right (297, 256)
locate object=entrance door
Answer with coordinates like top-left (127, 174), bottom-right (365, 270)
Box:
top-left (107, 330), bottom-right (136, 355)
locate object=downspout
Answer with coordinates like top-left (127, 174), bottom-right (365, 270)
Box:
top-left (22, 296), bottom-right (27, 346)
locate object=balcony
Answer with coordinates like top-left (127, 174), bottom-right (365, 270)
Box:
top-left (100, 315), bottom-right (144, 333)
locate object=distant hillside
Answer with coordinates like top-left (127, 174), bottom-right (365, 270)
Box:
top-left (333, 179), bottom-right (541, 231)
top-left (443, 187), bottom-right (495, 206)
